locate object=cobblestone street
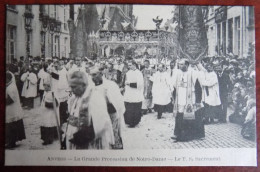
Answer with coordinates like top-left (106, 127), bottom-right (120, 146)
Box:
top-left (10, 96), bottom-right (255, 150)
top-left (123, 112), bottom-right (256, 149)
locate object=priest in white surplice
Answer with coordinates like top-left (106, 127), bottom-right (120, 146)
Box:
top-left (123, 60), bottom-right (144, 127)
top-left (89, 66), bottom-right (126, 149)
top-left (49, 60), bottom-right (70, 126)
top-left (150, 63), bottom-right (173, 119)
top-left (21, 66), bottom-right (38, 109)
top-left (198, 63), bottom-right (221, 124)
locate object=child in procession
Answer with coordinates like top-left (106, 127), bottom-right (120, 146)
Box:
top-left (39, 76), bottom-right (59, 145)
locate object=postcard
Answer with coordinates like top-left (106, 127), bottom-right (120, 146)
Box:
top-left (5, 4), bottom-right (256, 166)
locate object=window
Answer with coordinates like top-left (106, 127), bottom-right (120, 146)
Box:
top-left (40, 32), bottom-right (46, 56)
top-left (27, 32), bottom-right (32, 56)
top-left (227, 18), bottom-right (233, 53)
top-left (64, 7), bottom-right (68, 30)
top-left (40, 32), bottom-right (45, 45)
top-left (69, 5), bottom-right (74, 20)
top-left (248, 6), bottom-right (254, 28)
top-left (64, 37), bottom-right (68, 57)
top-left (54, 36), bottom-right (60, 57)
top-left (54, 5), bottom-right (57, 19)
top-left (222, 21), bottom-right (226, 54)
top-left (39, 5), bottom-right (46, 20)
top-left (49, 34), bottom-right (53, 57)
top-left (217, 23), bottom-right (221, 54)
top-left (7, 25), bottom-right (16, 63)
top-left (47, 5), bottom-right (50, 16)
top-left (235, 16), bottom-right (241, 55)
top-left (7, 5), bottom-right (18, 13)
top-left (39, 5), bottom-right (46, 14)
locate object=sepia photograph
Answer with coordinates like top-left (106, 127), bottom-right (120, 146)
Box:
top-left (5, 4), bottom-right (256, 166)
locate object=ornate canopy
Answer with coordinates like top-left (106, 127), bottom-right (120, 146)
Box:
top-left (98, 30), bottom-right (178, 58)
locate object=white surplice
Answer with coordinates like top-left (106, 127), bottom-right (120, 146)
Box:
top-left (199, 71), bottom-right (221, 106)
top-left (150, 71), bottom-right (172, 105)
top-left (123, 69), bottom-right (144, 103)
top-left (21, 72), bottom-right (38, 98)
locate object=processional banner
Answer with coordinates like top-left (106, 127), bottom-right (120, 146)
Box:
top-left (74, 8), bottom-right (87, 57)
top-left (179, 6), bottom-right (208, 64)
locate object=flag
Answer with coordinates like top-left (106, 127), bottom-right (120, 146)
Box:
top-left (74, 7), bottom-right (87, 57)
top-left (178, 6), bottom-right (208, 64)
top-left (84, 4), bottom-right (100, 34)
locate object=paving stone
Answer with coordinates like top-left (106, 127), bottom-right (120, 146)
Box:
top-left (10, 98), bottom-right (257, 150)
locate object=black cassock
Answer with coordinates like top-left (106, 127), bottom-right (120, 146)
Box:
top-left (174, 79), bottom-right (205, 142)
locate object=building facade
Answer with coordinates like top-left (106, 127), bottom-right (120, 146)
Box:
top-left (205, 6), bottom-right (255, 57)
top-left (68, 4), bottom-right (134, 58)
top-left (6, 5), bottom-right (71, 64)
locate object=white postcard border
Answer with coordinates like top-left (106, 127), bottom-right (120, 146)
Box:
top-left (5, 148), bottom-right (257, 166)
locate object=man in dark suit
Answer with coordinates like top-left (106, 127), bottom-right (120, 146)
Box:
top-left (214, 60), bottom-right (231, 123)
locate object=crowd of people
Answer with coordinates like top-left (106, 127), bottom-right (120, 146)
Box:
top-left (5, 51), bottom-right (256, 149)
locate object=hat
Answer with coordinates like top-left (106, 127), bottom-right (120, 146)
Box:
top-left (229, 59), bottom-right (238, 66)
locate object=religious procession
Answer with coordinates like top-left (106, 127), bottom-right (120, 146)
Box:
top-left (5, 5), bottom-right (256, 150)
